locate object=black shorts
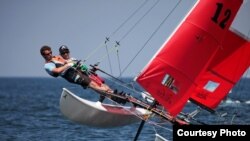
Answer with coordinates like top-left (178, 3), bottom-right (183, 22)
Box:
top-left (62, 68), bottom-right (91, 88)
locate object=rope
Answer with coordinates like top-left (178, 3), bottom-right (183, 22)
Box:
top-left (120, 0), bottom-right (182, 76)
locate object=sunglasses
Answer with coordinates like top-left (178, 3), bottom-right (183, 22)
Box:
top-left (61, 51), bottom-right (69, 55)
top-left (43, 51), bottom-right (52, 56)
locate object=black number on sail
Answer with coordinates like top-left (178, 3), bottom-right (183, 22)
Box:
top-left (211, 3), bottom-right (232, 29)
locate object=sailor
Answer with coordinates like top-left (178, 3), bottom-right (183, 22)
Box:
top-left (40, 45), bottom-right (126, 104)
top-left (59, 45), bottom-right (105, 87)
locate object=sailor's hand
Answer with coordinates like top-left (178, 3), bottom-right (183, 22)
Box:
top-left (66, 60), bottom-right (73, 63)
top-left (90, 65), bottom-right (98, 74)
top-left (66, 62), bottom-right (74, 67)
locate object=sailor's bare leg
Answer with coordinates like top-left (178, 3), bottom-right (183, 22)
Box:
top-left (88, 80), bottom-right (113, 93)
top-left (88, 80), bottom-right (127, 104)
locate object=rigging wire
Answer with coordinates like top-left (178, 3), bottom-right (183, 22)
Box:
top-left (83, 38), bottom-right (109, 62)
top-left (152, 123), bottom-right (173, 135)
top-left (106, 0), bottom-right (150, 74)
top-left (96, 0), bottom-right (183, 91)
top-left (109, 0), bottom-right (150, 38)
top-left (119, 0), bottom-right (182, 77)
top-left (96, 0), bottom-right (161, 75)
top-left (115, 42), bottom-right (122, 75)
top-left (103, 74), bottom-right (143, 96)
top-left (114, 0), bottom-right (160, 76)
top-left (83, 0), bottom-right (149, 63)
top-left (104, 41), bottom-right (113, 74)
top-left (147, 120), bottom-right (173, 132)
top-left (118, 0), bottom-right (160, 42)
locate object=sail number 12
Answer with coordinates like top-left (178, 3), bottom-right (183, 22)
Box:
top-left (211, 3), bottom-right (232, 29)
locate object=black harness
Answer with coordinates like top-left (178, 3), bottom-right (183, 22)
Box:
top-left (51, 60), bottom-right (90, 88)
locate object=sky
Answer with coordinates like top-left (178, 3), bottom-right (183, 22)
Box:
top-left (0, 0), bottom-right (249, 78)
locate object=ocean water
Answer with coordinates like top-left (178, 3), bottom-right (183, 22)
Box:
top-left (0, 77), bottom-right (249, 141)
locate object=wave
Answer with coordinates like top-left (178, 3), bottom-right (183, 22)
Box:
top-left (245, 100), bottom-right (250, 104)
top-left (222, 99), bottom-right (250, 104)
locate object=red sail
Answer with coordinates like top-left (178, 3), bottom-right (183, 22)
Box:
top-left (190, 30), bottom-right (250, 110)
top-left (136, 0), bottom-right (243, 116)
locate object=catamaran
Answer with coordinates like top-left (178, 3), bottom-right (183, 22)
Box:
top-left (59, 0), bottom-right (250, 140)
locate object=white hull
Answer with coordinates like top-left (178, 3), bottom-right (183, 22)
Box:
top-left (60, 88), bottom-right (149, 128)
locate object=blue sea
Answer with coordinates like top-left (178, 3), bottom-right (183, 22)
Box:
top-left (0, 77), bottom-right (249, 141)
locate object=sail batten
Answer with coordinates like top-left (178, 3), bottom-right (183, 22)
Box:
top-left (136, 0), bottom-right (245, 116)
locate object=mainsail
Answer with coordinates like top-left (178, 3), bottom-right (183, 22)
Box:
top-left (136, 0), bottom-right (247, 116)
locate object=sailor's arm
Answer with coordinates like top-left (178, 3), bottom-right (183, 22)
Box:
top-left (52, 63), bottom-right (73, 74)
